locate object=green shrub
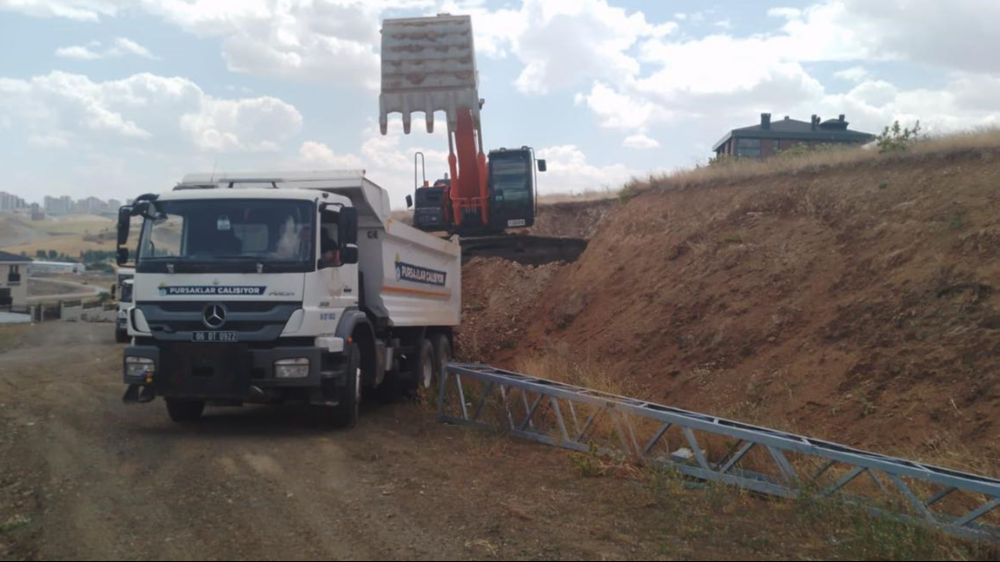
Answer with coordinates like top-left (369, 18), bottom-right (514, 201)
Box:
top-left (877, 120), bottom-right (922, 153)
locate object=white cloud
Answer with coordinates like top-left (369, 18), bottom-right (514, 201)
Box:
top-left (138, 0), bottom-right (393, 87)
top-left (505, 0), bottom-right (673, 95)
top-left (536, 145), bottom-right (634, 194)
top-left (0, 0), bottom-right (119, 21)
top-left (566, 0), bottom-right (1000, 142)
top-left (623, 133), bottom-right (659, 150)
top-left (833, 0), bottom-right (1000, 74)
top-left (298, 141), bottom-right (364, 169)
top-left (834, 66), bottom-right (870, 83)
top-left (55, 37), bottom-right (157, 60)
top-left (181, 96), bottom-right (303, 152)
top-left (112, 37), bottom-right (157, 59)
top-left (817, 73), bottom-right (1000, 135)
top-left (0, 71), bottom-right (302, 153)
top-left (575, 82), bottom-right (666, 130)
top-left (55, 44), bottom-right (102, 60)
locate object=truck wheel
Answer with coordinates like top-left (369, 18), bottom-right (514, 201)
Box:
top-left (431, 334), bottom-right (452, 386)
top-left (331, 343), bottom-right (361, 429)
top-left (165, 399), bottom-right (205, 423)
top-left (115, 329), bottom-right (129, 344)
top-left (414, 338), bottom-right (436, 402)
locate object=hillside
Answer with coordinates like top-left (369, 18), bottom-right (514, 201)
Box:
top-left (0, 214), bottom-right (116, 256)
top-left (458, 141), bottom-right (1000, 471)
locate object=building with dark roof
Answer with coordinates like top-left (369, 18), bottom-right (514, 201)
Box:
top-left (713, 113), bottom-right (876, 160)
top-left (0, 251), bottom-right (32, 311)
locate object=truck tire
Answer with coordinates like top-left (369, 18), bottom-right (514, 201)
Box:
top-left (330, 343), bottom-right (361, 429)
top-left (431, 334), bottom-right (452, 386)
top-left (115, 328), bottom-right (129, 344)
top-left (165, 399), bottom-right (205, 423)
top-left (413, 338), bottom-right (436, 402)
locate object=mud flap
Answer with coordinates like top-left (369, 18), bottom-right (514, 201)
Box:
top-left (122, 384), bottom-right (156, 404)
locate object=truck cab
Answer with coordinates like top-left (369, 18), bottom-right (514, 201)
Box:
top-left (117, 171), bottom-right (460, 428)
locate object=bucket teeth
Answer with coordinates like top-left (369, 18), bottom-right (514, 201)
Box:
top-left (379, 14), bottom-right (480, 135)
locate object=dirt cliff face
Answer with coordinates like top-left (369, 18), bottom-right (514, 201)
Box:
top-left (459, 149), bottom-right (1000, 468)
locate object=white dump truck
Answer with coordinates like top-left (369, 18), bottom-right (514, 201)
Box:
top-left (116, 171), bottom-right (461, 427)
top-left (112, 266), bottom-right (134, 343)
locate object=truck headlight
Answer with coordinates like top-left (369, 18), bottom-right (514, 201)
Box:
top-left (125, 356), bottom-right (155, 378)
top-left (274, 358), bottom-right (310, 379)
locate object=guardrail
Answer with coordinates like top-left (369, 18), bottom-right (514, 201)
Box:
top-left (438, 363), bottom-right (1000, 542)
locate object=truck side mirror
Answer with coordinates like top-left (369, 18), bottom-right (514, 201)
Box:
top-left (338, 207), bottom-right (358, 246)
top-left (537, 159), bottom-right (547, 172)
top-left (116, 247), bottom-right (130, 267)
top-left (340, 244), bottom-right (359, 265)
top-left (406, 195), bottom-right (413, 209)
top-left (117, 206), bottom-right (132, 246)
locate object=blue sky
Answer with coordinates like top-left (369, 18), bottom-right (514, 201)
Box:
top-left (1, 0), bottom-right (998, 208)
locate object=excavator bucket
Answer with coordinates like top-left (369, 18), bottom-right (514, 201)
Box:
top-left (379, 14), bottom-right (481, 135)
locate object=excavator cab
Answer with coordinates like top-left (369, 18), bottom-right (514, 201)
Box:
top-left (487, 147), bottom-right (545, 232)
top-left (413, 178), bottom-right (450, 231)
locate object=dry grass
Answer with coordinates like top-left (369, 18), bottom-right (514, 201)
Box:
top-left (514, 346), bottom-right (635, 398)
top-left (1, 214), bottom-right (116, 256)
top-left (537, 188), bottom-right (620, 205)
top-left (623, 128), bottom-right (1000, 198)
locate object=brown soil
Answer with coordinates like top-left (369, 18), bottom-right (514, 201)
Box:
top-left (524, 198), bottom-right (618, 240)
top-left (459, 149), bottom-right (1000, 472)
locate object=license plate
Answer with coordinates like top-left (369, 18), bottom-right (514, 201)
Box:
top-left (191, 331), bottom-right (239, 343)
top-left (507, 219), bottom-right (527, 227)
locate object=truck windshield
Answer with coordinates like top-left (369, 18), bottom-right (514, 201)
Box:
top-left (490, 153), bottom-right (532, 203)
top-left (138, 199), bottom-right (315, 272)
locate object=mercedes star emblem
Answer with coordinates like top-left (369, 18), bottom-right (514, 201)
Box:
top-left (203, 303), bottom-right (227, 329)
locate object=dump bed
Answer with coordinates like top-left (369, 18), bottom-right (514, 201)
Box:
top-left (178, 170), bottom-right (461, 328)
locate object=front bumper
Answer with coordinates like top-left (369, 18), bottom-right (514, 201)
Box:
top-left (123, 342), bottom-right (346, 402)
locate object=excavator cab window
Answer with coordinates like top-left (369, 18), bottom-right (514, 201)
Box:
top-left (488, 149), bottom-right (535, 230)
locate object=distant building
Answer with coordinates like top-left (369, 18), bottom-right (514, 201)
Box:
top-left (0, 251), bottom-right (32, 311)
top-left (713, 113), bottom-right (876, 160)
top-left (30, 204), bottom-right (45, 221)
top-left (0, 191), bottom-right (27, 213)
top-left (75, 196), bottom-right (108, 214)
top-left (30, 261), bottom-right (86, 275)
top-left (44, 195), bottom-right (74, 215)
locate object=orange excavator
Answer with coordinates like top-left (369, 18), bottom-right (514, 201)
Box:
top-left (380, 14), bottom-right (584, 263)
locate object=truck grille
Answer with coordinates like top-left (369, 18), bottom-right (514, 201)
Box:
top-left (136, 301), bottom-right (302, 343)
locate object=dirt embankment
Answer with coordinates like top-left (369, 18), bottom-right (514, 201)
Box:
top-left (524, 198), bottom-right (618, 240)
top-left (459, 149), bottom-right (1000, 467)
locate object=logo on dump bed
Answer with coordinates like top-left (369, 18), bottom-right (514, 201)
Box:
top-left (394, 254), bottom-right (446, 287)
top-left (158, 285), bottom-right (266, 296)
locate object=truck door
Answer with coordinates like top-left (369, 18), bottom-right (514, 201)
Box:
top-left (319, 208), bottom-right (357, 309)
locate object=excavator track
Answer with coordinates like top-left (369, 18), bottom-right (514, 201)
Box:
top-left (459, 234), bottom-right (587, 266)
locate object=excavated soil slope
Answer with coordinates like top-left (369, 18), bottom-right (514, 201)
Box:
top-left (459, 149), bottom-right (1000, 467)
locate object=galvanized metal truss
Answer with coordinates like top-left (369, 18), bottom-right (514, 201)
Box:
top-left (438, 364), bottom-right (1000, 542)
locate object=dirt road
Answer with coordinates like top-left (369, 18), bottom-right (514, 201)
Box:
top-left (26, 278), bottom-right (103, 303)
top-left (0, 323), bottom-right (986, 561)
